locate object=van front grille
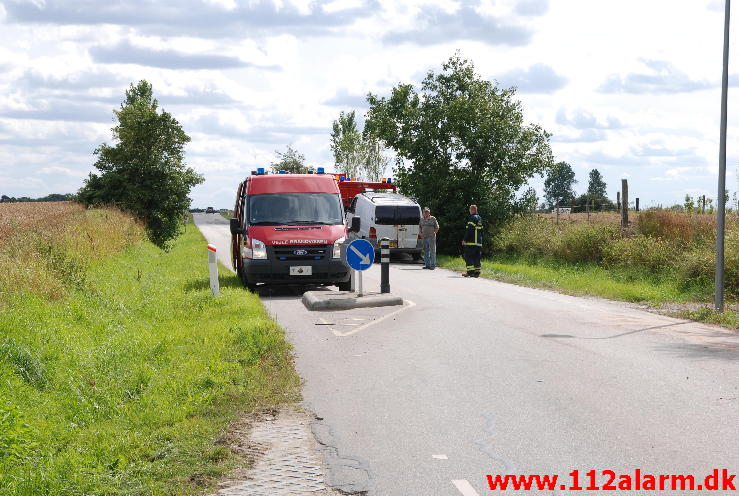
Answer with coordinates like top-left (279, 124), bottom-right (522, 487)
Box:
top-left (271, 245), bottom-right (328, 261)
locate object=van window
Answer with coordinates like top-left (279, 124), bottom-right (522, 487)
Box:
top-left (248, 193), bottom-right (344, 226)
top-left (374, 205), bottom-right (421, 225)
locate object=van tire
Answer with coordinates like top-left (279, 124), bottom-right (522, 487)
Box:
top-left (238, 267), bottom-right (257, 292)
top-left (337, 280), bottom-right (351, 292)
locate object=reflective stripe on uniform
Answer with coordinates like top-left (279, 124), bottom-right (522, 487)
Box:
top-left (466, 242), bottom-right (481, 247)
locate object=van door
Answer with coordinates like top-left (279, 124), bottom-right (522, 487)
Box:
top-left (395, 205), bottom-right (421, 248)
top-left (373, 205), bottom-right (398, 247)
top-left (398, 223), bottom-right (419, 249)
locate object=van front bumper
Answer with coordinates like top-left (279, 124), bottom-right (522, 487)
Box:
top-left (242, 258), bottom-right (350, 285)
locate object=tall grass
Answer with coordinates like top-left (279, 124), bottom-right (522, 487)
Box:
top-left (491, 211), bottom-right (738, 299)
top-left (0, 202), bottom-right (143, 302)
top-left (0, 204), bottom-right (300, 494)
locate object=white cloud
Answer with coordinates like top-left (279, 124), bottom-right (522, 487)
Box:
top-left (38, 166), bottom-right (84, 177)
top-left (322, 0), bottom-right (365, 14)
top-left (203, 0), bottom-right (238, 10)
top-left (0, 0), bottom-right (733, 207)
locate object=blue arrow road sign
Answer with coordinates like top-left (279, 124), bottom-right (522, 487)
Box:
top-left (345, 239), bottom-right (375, 271)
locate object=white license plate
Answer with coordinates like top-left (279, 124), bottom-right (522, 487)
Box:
top-left (290, 266), bottom-right (312, 276)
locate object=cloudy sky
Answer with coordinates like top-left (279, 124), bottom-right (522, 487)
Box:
top-left (0, 0), bottom-right (737, 208)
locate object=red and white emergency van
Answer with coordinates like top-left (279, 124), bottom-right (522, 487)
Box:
top-left (229, 168), bottom-right (352, 291)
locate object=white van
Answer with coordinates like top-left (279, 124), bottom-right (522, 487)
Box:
top-left (346, 192), bottom-right (423, 258)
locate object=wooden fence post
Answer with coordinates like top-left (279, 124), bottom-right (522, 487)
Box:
top-left (636, 198), bottom-right (640, 212)
top-left (621, 179), bottom-right (629, 228)
top-left (617, 191), bottom-right (621, 212)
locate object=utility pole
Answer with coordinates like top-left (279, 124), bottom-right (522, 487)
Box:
top-left (715, 0), bottom-right (731, 312)
top-left (621, 179), bottom-right (629, 228)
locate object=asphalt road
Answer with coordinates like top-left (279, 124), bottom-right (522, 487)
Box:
top-left (194, 213), bottom-right (739, 496)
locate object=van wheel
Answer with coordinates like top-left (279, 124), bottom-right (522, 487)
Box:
top-left (337, 280), bottom-right (351, 292)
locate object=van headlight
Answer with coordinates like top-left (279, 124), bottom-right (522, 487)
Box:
top-left (251, 239), bottom-right (267, 259)
top-left (332, 237), bottom-right (345, 258)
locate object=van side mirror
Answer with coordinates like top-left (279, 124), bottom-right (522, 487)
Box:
top-left (349, 217), bottom-right (361, 233)
top-left (230, 218), bottom-right (245, 235)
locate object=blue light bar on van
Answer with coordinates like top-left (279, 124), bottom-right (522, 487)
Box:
top-left (339, 175), bottom-right (345, 181)
top-left (387, 177), bottom-right (392, 183)
top-left (317, 167), bottom-right (325, 174)
top-left (257, 167), bottom-right (265, 175)
top-left (279, 170), bottom-right (287, 174)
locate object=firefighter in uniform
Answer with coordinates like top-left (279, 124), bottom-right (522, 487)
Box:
top-left (462, 204), bottom-right (483, 277)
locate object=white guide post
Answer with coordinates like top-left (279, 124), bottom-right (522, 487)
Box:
top-left (207, 244), bottom-right (220, 297)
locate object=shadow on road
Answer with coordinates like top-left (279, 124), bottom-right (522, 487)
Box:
top-left (255, 284), bottom-right (333, 301)
top-left (542, 321), bottom-right (739, 361)
top-left (541, 321), bottom-right (696, 341)
top-left (652, 341), bottom-right (739, 361)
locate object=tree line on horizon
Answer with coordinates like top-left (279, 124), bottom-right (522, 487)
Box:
top-left (0, 193), bottom-right (73, 203)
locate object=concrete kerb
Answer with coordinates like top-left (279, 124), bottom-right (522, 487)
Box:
top-left (302, 290), bottom-right (403, 311)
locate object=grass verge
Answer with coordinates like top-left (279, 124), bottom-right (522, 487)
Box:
top-left (0, 222), bottom-right (300, 495)
top-left (437, 254), bottom-right (739, 329)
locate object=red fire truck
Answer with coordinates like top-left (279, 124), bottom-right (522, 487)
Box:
top-left (330, 173), bottom-right (397, 209)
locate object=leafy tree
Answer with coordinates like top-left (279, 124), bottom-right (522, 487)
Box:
top-left (330, 111), bottom-right (391, 181)
top-left (572, 193), bottom-right (615, 212)
top-left (543, 161), bottom-right (577, 208)
top-left (330, 111), bottom-right (363, 179)
top-left (516, 187), bottom-right (539, 213)
top-left (587, 169), bottom-right (607, 198)
top-left (684, 194), bottom-right (695, 213)
top-left (270, 145), bottom-right (310, 174)
top-left (361, 135), bottom-right (390, 182)
top-left (77, 80), bottom-right (203, 249)
top-left (365, 54), bottom-right (553, 254)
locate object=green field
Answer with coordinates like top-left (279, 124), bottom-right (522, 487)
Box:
top-left (0, 217), bottom-right (299, 495)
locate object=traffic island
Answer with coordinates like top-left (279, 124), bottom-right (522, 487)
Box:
top-left (302, 291), bottom-right (403, 311)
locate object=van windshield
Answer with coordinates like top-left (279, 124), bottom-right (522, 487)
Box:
top-left (374, 205), bottom-right (421, 225)
top-left (248, 193), bottom-right (344, 226)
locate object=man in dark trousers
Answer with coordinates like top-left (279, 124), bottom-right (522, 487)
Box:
top-left (462, 204), bottom-right (483, 277)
